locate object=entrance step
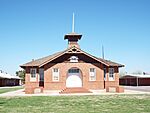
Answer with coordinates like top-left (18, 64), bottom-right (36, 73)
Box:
top-left (59, 87), bottom-right (92, 94)
top-left (34, 87), bottom-right (43, 94)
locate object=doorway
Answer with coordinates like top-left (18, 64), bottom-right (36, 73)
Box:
top-left (66, 68), bottom-right (82, 88)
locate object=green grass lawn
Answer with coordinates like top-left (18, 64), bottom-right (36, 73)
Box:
top-left (0, 86), bottom-right (23, 94)
top-left (0, 95), bottom-right (150, 113)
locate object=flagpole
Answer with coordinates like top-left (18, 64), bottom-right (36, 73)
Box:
top-left (72, 13), bottom-right (75, 33)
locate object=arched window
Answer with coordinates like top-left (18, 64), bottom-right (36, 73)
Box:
top-left (69, 56), bottom-right (78, 63)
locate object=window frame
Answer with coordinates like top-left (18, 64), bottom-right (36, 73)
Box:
top-left (52, 68), bottom-right (60, 82)
top-left (30, 68), bottom-right (37, 82)
top-left (109, 68), bottom-right (115, 81)
top-left (89, 68), bottom-right (96, 81)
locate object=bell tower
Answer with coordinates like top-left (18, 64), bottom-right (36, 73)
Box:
top-left (64, 13), bottom-right (82, 48)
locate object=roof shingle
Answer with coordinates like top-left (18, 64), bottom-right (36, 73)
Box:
top-left (20, 51), bottom-right (64, 67)
top-left (20, 47), bottom-right (124, 68)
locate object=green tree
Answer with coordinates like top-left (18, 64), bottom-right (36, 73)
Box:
top-left (16, 70), bottom-right (25, 84)
top-left (119, 71), bottom-right (127, 78)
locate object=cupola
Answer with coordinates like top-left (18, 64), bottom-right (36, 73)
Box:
top-left (64, 13), bottom-right (82, 48)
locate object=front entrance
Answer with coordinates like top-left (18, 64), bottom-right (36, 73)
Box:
top-left (66, 68), bottom-right (82, 87)
top-left (39, 68), bottom-right (44, 87)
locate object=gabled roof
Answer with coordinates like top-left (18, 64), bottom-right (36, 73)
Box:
top-left (0, 72), bottom-right (21, 79)
top-left (98, 58), bottom-right (124, 67)
top-left (121, 74), bottom-right (150, 78)
top-left (20, 51), bottom-right (65, 67)
top-left (20, 46), bottom-right (124, 68)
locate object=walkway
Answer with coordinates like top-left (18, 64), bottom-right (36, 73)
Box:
top-left (0, 87), bottom-right (150, 97)
top-left (124, 86), bottom-right (150, 92)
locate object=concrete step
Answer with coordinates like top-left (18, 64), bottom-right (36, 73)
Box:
top-left (34, 87), bottom-right (43, 94)
top-left (60, 87), bottom-right (92, 94)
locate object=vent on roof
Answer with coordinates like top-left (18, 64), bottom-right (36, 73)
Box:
top-left (69, 56), bottom-right (78, 63)
top-left (72, 48), bottom-right (77, 52)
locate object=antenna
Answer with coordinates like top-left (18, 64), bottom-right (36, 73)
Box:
top-left (72, 13), bottom-right (75, 33)
top-left (102, 45), bottom-right (105, 59)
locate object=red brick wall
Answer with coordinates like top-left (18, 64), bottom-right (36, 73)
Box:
top-left (25, 67), bottom-right (40, 94)
top-left (25, 64), bottom-right (120, 93)
top-left (44, 62), bottom-right (104, 90)
top-left (105, 67), bottom-right (119, 88)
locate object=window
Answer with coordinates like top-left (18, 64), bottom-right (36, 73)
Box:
top-left (109, 68), bottom-right (114, 81)
top-left (70, 56), bottom-right (78, 62)
top-left (89, 68), bottom-right (96, 81)
top-left (52, 68), bottom-right (59, 82)
top-left (30, 68), bottom-right (36, 82)
top-left (68, 69), bottom-right (79, 73)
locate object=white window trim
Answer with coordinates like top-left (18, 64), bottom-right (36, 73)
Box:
top-left (30, 68), bottom-right (37, 82)
top-left (52, 68), bottom-right (60, 82)
top-left (109, 68), bottom-right (115, 81)
top-left (89, 68), bottom-right (96, 81)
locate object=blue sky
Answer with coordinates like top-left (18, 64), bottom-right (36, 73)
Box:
top-left (0, 0), bottom-right (150, 75)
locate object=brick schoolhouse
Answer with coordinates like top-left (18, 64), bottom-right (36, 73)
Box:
top-left (21, 20), bottom-right (124, 94)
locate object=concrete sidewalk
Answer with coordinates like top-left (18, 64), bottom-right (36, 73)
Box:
top-left (0, 86), bottom-right (22, 89)
top-left (124, 86), bottom-right (150, 92)
top-left (0, 88), bottom-right (150, 97)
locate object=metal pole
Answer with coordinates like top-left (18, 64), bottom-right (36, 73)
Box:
top-left (72, 13), bottom-right (75, 33)
top-left (102, 45), bottom-right (104, 59)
